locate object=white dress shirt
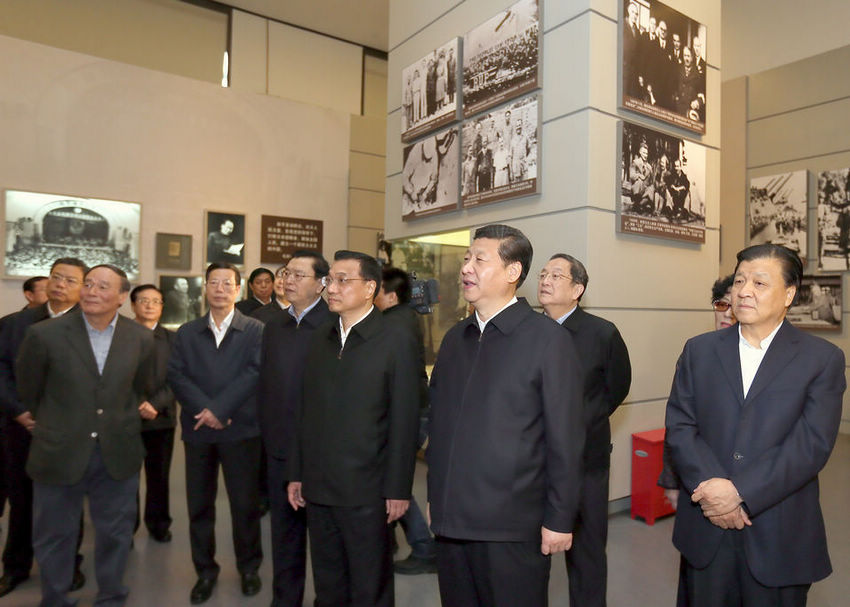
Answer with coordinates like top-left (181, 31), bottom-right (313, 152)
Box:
top-left (738, 322), bottom-right (782, 398)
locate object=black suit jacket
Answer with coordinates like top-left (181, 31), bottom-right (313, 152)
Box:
top-left (666, 320), bottom-right (845, 586)
top-left (560, 305), bottom-right (631, 470)
top-left (290, 307), bottom-right (420, 507)
top-left (235, 298), bottom-right (264, 316)
top-left (382, 304), bottom-right (429, 415)
top-left (141, 324), bottom-right (176, 431)
top-left (251, 301), bottom-right (287, 325)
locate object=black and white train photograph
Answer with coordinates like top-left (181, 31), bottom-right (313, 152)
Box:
top-left (204, 210), bottom-right (245, 266)
top-left (786, 274), bottom-right (842, 330)
top-left (619, 121), bottom-right (706, 243)
top-left (2, 189), bottom-right (141, 279)
top-left (621, 0), bottom-right (707, 134)
top-left (817, 168), bottom-right (850, 271)
top-left (462, 0), bottom-right (540, 117)
top-left (461, 94), bottom-right (539, 209)
top-left (402, 126), bottom-right (460, 220)
top-left (401, 38), bottom-right (459, 143)
top-left (748, 170), bottom-right (807, 262)
top-left (159, 274), bottom-right (204, 329)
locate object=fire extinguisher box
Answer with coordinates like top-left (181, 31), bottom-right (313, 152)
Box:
top-left (631, 428), bottom-right (675, 525)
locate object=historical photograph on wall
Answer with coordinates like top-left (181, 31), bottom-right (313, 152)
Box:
top-left (461, 94), bottom-right (540, 209)
top-left (401, 38), bottom-right (460, 143)
top-left (159, 274), bottom-right (203, 329)
top-left (618, 121), bottom-right (706, 243)
top-left (204, 210), bottom-right (245, 266)
top-left (786, 274), bottom-right (842, 330)
top-left (2, 189), bottom-right (141, 280)
top-left (155, 232), bottom-right (192, 271)
top-left (463, 0), bottom-right (540, 117)
top-left (402, 126), bottom-right (460, 221)
top-left (817, 168), bottom-right (850, 271)
top-left (748, 171), bottom-right (807, 262)
top-left (621, 0), bottom-right (707, 134)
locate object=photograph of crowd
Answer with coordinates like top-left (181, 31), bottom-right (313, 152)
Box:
top-left (461, 94), bottom-right (539, 209)
top-left (401, 38), bottom-right (459, 143)
top-left (205, 210), bottom-right (245, 266)
top-left (621, 0), bottom-right (707, 134)
top-left (817, 168), bottom-right (850, 271)
top-left (619, 121), bottom-right (706, 243)
top-left (2, 189), bottom-right (141, 279)
top-left (786, 274), bottom-right (842, 330)
top-left (159, 274), bottom-right (204, 329)
top-left (748, 171), bottom-right (807, 262)
top-left (463, 0), bottom-right (540, 117)
top-left (402, 126), bottom-right (459, 220)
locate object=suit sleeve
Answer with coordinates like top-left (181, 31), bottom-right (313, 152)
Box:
top-left (731, 346), bottom-right (845, 516)
top-left (0, 318), bottom-right (25, 418)
top-left (133, 331), bottom-right (157, 405)
top-left (167, 328), bottom-right (214, 416)
top-left (206, 326), bottom-right (262, 422)
top-left (604, 327), bottom-right (631, 415)
top-left (14, 327), bottom-right (49, 417)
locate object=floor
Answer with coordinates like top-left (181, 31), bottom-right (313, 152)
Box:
top-left (1, 434), bottom-right (847, 606)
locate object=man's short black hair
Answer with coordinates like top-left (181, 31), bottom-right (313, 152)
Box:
top-left (86, 264), bottom-right (131, 293)
top-left (50, 257), bottom-right (88, 275)
top-left (711, 274), bottom-right (735, 303)
top-left (381, 267), bottom-right (412, 304)
top-left (23, 276), bottom-right (48, 293)
top-left (549, 254), bottom-right (588, 301)
top-left (247, 267), bottom-right (274, 284)
top-left (473, 224), bottom-right (533, 288)
top-left (130, 284), bottom-right (163, 303)
top-left (293, 250), bottom-right (330, 278)
top-left (205, 262), bottom-right (241, 284)
top-left (334, 250), bottom-right (381, 294)
top-left (734, 244), bottom-right (803, 291)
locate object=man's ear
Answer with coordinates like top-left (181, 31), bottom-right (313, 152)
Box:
top-left (507, 261), bottom-right (522, 285)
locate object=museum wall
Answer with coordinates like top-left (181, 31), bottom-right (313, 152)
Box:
top-left (385, 0), bottom-right (722, 502)
top-left (0, 33), bottom-right (351, 315)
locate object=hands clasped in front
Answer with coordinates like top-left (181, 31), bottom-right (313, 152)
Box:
top-left (692, 477), bottom-right (751, 530)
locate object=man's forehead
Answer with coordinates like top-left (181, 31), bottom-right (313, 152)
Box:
top-left (468, 238), bottom-right (500, 255)
top-left (53, 263), bottom-right (84, 277)
top-left (331, 259), bottom-right (360, 274)
top-left (544, 258), bottom-right (570, 271)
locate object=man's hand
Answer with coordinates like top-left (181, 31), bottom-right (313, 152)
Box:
top-left (541, 527), bottom-right (572, 555)
top-left (708, 505), bottom-right (752, 530)
top-left (287, 482), bottom-right (305, 511)
top-left (426, 502), bottom-right (431, 527)
top-left (386, 499), bottom-right (409, 523)
top-left (193, 408), bottom-right (224, 430)
top-left (138, 401), bottom-right (158, 421)
top-left (14, 411), bottom-right (35, 432)
top-left (691, 478), bottom-right (742, 517)
top-left (664, 488), bottom-right (680, 511)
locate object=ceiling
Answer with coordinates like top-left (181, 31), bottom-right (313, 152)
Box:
top-left (216, 0), bottom-right (390, 52)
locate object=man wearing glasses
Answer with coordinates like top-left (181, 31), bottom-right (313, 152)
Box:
top-left (257, 250), bottom-right (330, 607)
top-left (0, 257), bottom-right (89, 598)
top-left (168, 262), bottom-right (265, 604)
top-left (538, 254), bottom-right (631, 607)
top-left (287, 250), bottom-right (420, 607)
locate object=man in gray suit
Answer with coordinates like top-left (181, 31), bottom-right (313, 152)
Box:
top-left (16, 264), bottom-right (155, 607)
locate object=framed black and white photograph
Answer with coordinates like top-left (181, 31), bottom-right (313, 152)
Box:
top-left (787, 274), bottom-right (842, 331)
top-left (2, 189), bottom-right (141, 280)
top-left (204, 211), bottom-right (245, 266)
top-left (817, 168), bottom-right (850, 271)
top-left (159, 274), bottom-right (204, 329)
top-left (621, 0), bottom-right (707, 134)
top-left (748, 171), bottom-right (807, 262)
top-left (618, 120), bottom-right (706, 243)
top-left (461, 94), bottom-right (540, 209)
top-left (402, 126), bottom-right (460, 221)
top-left (155, 232), bottom-right (192, 271)
top-left (401, 38), bottom-right (460, 143)
top-left (463, 0), bottom-right (541, 118)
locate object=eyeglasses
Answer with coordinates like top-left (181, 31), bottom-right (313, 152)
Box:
top-left (206, 279), bottom-right (235, 289)
top-left (49, 273), bottom-right (81, 286)
top-left (537, 271), bottom-right (572, 283)
top-left (325, 275), bottom-right (368, 288)
top-left (712, 300), bottom-right (732, 312)
top-left (278, 269), bottom-right (317, 282)
top-left (83, 280), bottom-right (114, 293)
top-left (136, 297), bottom-right (163, 306)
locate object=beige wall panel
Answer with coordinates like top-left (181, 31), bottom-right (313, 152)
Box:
top-left (747, 98), bottom-right (850, 169)
top-left (609, 400), bottom-right (668, 500)
top-left (587, 15), bottom-right (617, 115)
top-left (230, 10), bottom-right (268, 95)
top-left (351, 115), bottom-right (388, 157)
top-left (347, 227), bottom-right (381, 255)
top-left (720, 77), bottom-right (747, 274)
top-left (349, 189), bottom-right (386, 229)
top-left (267, 21), bottom-right (362, 115)
top-left (0, 35), bottom-right (350, 313)
top-left (542, 14), bottom-right (591, 120)
top-left (364, 69), bottom-right (389, 117)
top-left (386, 109), bottom-right (404, 177)
top-left (389, 0), bottom-right (462, 51)
top-left (350, 152), bottom-right (386, 193)
top-left (748, 46), bottom-right (850, 121)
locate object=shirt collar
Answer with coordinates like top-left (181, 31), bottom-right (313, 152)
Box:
top-left (738, 321), bottom-right (783, 351)
top-left (83, 311), bottom-right (119, 333)
top-left (554, 305), bottom-right (578, 325)
top-left (475, 296), bottom-right (518, 333)
top-left (47, 302), bottom-right (73, 318)
top-left (209, 308), bottom-right (235, 333)
top-left (289, 296), bottom-right (322, 324)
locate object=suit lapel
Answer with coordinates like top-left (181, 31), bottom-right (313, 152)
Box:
top-left (65, 313), bottom-right (100, 378)
top-left (716, 327), bottom-right (744, 407)
top-left (744, 321), bottom-right (800, 405)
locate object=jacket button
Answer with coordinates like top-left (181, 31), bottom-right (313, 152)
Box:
top-left (96, 409), bottom-right (103, 415)
top-left (733, 452), bottom-right (743, 461)
top-left (91, 432), bottom-right (98, 438)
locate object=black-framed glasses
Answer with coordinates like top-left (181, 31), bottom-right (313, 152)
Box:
top-left (712, 300), bottom-right (732, 312)
top-left (326, 276), bottom-right (368, 288)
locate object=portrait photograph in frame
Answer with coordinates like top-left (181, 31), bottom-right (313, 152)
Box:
top-left (2, 189), bottom-right (141, 280)
top-left (816, 168), bottom-right (850, 271)
top-left (155, 232), bottom-right (192, 271)
top-left (462, 0), bottom-right (541, 118)
top-left (402, 125), bottom-right (460, 221)
top-left (401, 38), bottom-right (460, 143)
top-left (786, 274), bottom-right (842, 331)
top-left (621, 0), bottom-right (707, 135)
top-left (748, 171), bottom-right (807, 263)
top-left (618, 120), bottom-right (706, 243)
top-left (204, 210), bottom-right (245, 266)
top-left (159, 274), bottom-right (204, 330)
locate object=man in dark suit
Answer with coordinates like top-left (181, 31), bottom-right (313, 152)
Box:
top-left (16, 264), bottom-right (155, 606)
top-left (666, 244), bottom-right (846, 607)
top-left (538, 253), bottom-right (631, 607)
top-left (287, 250), bottom-right (420, 607)
top-left (236, 267), bottom-right (274, 315)
top-left (258, 250), bottom-right (330, 607)
top-left (168, 262), bottom-right (265, 604)
top-left (0, 258), bottom-right (89, 598)
top-left (251, 266), bottom-right (291, 325)
top-left (130, 284), bottom-right (176, 543)
top-left (427, 225), bottom-right (585, 607)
